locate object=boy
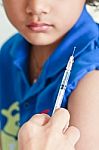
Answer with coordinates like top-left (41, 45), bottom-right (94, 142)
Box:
top-left (0, 0), bottom-right (99, 149)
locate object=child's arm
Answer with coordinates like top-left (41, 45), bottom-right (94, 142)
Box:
top-left (68, 70), bottom-right (99, 150)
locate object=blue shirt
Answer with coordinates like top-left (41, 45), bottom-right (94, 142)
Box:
top-left (0, 6), bottom-right (99, 150)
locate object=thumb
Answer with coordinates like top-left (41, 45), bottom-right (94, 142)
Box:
top-left (49, 108), bottom-right (70, 131)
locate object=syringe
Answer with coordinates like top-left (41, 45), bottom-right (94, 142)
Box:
top-left (52, 47), bottom-right (76, 115)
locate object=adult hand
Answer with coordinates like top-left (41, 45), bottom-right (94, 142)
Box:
top-left (18, 108), bottom-right (80, 150)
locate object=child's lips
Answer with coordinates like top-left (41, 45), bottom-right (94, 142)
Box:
top-left (26, 22), bottom-right (53, 32)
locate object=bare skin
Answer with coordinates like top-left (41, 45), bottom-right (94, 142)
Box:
top-left (2, 0), bottom-right (99, 150)
top-left (29, 41), bottom-right (59, 83)
top-left (18, 108), bottom-right (80, 150)
top-left (18, 70), bottom-right (99, 150)
top-left (68, 70), bottom-right (99, 150)
top-left (3, 0), bottom-right (86, 82)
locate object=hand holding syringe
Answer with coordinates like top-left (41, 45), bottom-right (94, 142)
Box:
top-left (52, 47), bottom-right (76, 115)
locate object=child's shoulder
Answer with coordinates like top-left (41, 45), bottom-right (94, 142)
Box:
top-left (0, 33), bottom-right (26, 63)
top-left (0, 33), bottom-right (24, 67)
top-left (66, 38), bottom-right (99, 99)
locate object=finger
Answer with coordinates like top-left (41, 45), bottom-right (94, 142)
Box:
top-left (49, 108), bottom-right (70, 131)
top-left (64, 126), bottom-right (80, 146)
top-left (30, 113), bottom-right (51, 126)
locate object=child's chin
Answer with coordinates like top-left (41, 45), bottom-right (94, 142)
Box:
top-left (27, 37), bottom-right (56, 46)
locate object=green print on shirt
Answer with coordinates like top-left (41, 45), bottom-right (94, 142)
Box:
top-left (1, 102), bottom-right (20, 150)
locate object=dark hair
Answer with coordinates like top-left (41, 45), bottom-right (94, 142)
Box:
top-left (86, 0), bottom-right (99, 6)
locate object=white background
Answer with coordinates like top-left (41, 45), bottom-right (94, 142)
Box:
top-left (0, 3), bottom-right (99, 47)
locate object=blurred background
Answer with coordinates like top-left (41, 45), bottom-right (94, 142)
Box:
top-left (0, 2), bottom-right (99, 47)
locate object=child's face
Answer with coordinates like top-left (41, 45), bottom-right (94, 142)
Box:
top-left (3, 0), bottom-right (85, 46)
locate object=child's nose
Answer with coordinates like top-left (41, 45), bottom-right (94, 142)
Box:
top-left (26, 0), bottom-right (51, 16)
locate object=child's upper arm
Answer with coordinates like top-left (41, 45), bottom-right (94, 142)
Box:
top-left (68, 70), bottom-right (99, 150)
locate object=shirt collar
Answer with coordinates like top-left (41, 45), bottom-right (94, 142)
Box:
top-left (43, 6), bottom-right (98, 78)
top-left (10, 6), bottom-right (98, 79)
top-left (10, 34), bottom-right (30, 70)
